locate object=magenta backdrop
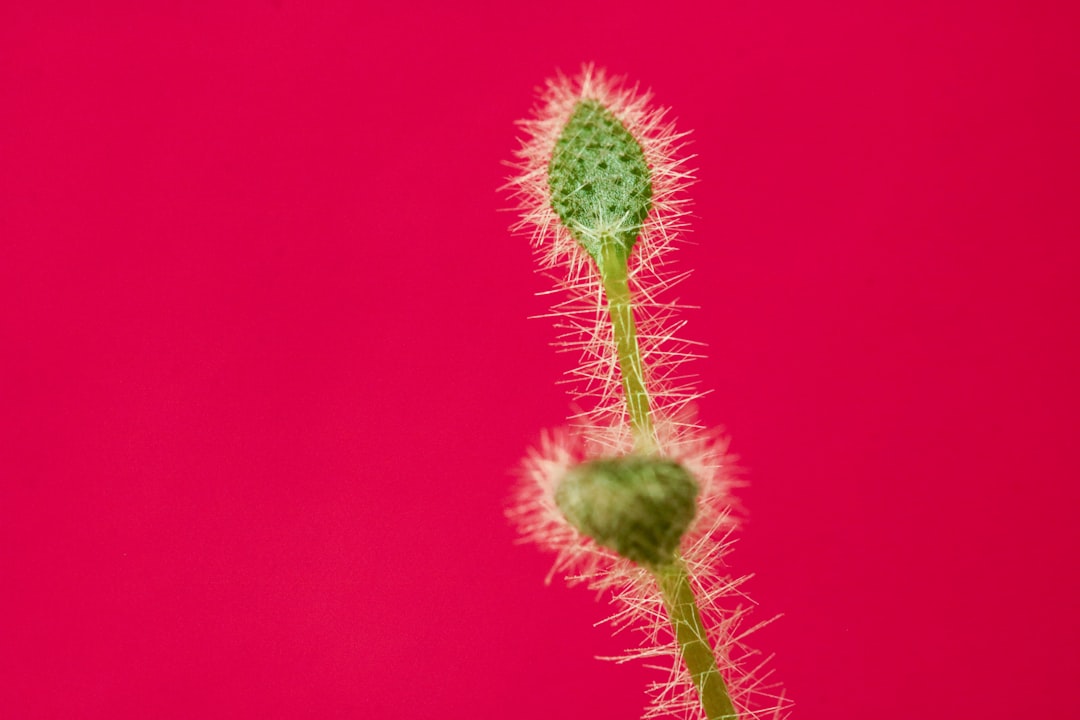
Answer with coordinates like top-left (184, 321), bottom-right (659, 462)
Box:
top-left (2, 2), bottom-right (1078, 718)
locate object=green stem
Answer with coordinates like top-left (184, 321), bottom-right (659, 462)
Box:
top-left (597, 239), bottom-right (736, 719)
top-left (654, 561), bottom-right (739, 720)
top-left (597, 241), bottom-right (655, 453)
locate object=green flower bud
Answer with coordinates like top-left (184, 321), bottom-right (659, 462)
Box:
top-left (548, 99), bottom-right (653, 265)
top-left (555, 456), bottom-right (698, 567)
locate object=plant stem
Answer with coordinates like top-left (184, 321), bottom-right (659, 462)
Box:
top-left (597, 241), bottom-right (655, 453)
top-left (596, 240), bottom-right (737, 719)
top-left (654, 561), bottom-right (739, 720)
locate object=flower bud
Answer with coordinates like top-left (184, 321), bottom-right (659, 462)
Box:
top-left (555, 456), bottom-right (698, 566)
top-left (548, 99), bottom-right (653, 265)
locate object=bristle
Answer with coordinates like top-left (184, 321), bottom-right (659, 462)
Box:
top-left (507, 65), bottom-right (702, 440)
top-left (505, 66), bottom-right (789, 720)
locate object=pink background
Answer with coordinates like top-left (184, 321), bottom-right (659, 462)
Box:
top-left (3, 2), bottom-right (1078, 718)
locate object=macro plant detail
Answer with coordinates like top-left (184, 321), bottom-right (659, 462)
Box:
top-left (507, 66), bottom-right (789, 720)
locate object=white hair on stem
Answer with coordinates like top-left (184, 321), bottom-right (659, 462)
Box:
top-left (505, 65), bottom-right (790, 720)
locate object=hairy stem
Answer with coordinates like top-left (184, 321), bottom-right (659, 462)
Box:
top-left (596, 239), bottom-right (737, 718)
top-left (597, 241), bottom-right (655, 453)
top-left (654, 561), bottom-right (739, 720)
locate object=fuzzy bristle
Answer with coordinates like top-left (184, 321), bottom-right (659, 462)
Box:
top-left (505, 65), bottom-right (790, 720)
top-left (507, 64), bottom-right (698, 441)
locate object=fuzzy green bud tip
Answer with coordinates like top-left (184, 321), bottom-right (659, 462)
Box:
top-left (548, 100), bottom-right (653, 265)
top-left (555, 456), bottom-right (698, 567)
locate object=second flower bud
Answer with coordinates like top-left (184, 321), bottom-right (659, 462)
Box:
top-left (555, 456), bottom-right (698, 567)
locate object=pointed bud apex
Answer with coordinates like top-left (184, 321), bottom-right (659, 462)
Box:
top-left (555, 456), bottom-right (698, 566)
top-left (548, 99), bottom-right (653, 265)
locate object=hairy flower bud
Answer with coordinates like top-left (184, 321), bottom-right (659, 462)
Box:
top-left (555, 456), bottom-right (698, 566)
top-left (548, 99), bottom-right (653, 264)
